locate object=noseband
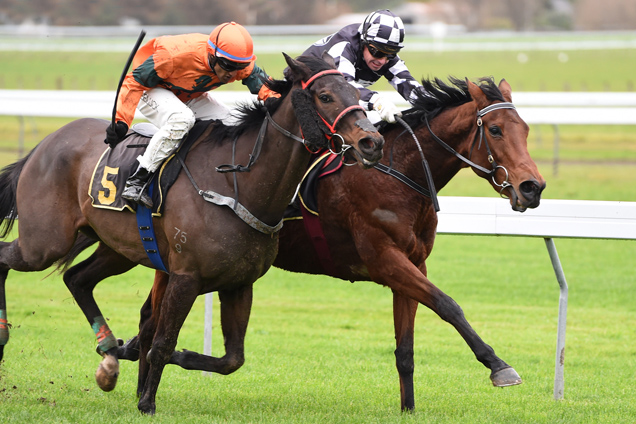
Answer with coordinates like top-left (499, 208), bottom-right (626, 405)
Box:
top-left (425, 101), bottom-right (516, 198)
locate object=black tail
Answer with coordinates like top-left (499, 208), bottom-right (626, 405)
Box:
top-left (0, 150), bottom-right (36, 239)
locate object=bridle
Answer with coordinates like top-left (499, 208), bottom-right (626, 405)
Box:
top-left (297, 69), bottom-right (367, 156)
top-left (425, 101), bottom-right (516, 198)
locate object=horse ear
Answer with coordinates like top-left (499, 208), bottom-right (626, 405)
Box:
top-left (498, 79), bottom-right (513, 102)
top-left (321, 50), bottom-right (337, 69)
top-left (466, 78), bottom-right (487, 109)
top-left (283, 52), bottom-right (311, 83)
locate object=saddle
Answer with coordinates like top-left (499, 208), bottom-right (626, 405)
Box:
top-left (88, 120), bottom-right (212, 215)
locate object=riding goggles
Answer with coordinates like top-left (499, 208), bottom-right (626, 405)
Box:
top-left (216, 56), bottom-right (250, 72)
top-left (366, 42), bottom-right (399, 60)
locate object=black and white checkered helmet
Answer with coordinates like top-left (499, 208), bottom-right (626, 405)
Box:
top-left (358, 9), bottom-right (405, 53)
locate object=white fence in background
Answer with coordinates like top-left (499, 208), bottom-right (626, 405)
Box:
top-left (2, 89), bottom-right (635, 174)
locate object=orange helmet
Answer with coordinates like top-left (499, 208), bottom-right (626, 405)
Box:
top-left (207, 22), bottom-right (256, 63)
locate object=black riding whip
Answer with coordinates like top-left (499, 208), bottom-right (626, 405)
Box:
top-left (109, 29), bottom-right (146, 132)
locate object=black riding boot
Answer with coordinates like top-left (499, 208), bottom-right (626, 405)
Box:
top-left (121, 167), bottom-right (154, 209)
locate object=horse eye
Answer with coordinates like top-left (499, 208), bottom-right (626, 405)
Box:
top-left (318, 94), bottom-right (332, 103)
top-left (489, 125), bottom-right (502, 137)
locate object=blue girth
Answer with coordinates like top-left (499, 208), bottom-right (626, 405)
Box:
top-left (135, 179), bottom-right (168, 272)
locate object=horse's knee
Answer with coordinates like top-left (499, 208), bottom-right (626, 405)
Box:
top-left (433, 293), bottom-right (464, 322)
top-left (146, 345), bottom-right (172, 366)
top-left (221, 355), bottom-right (245, 375)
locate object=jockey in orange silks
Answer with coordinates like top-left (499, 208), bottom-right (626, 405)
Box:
top-left (107, 22), bottom-right (277, 209)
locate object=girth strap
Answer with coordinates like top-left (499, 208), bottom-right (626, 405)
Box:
top-left (135, 179), bottom-right (168, 272)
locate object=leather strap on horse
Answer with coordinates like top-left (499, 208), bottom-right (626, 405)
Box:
top-left (177, 155), bottom-right (283, 235)
top-left (374, 163), bottom-right (431, 198)
top-left (395, 116), bottom-right (440, 212)
top-left (216, 112), bottom-right (271, 173)
top-left (135, 179), bottom-right (168, 272)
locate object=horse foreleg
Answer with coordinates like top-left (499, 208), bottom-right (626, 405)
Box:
top-left (369, 248), bottom-right (521, 388)
top-left (138, 273), bottom-right (202, 415)
top-left (168, 284), bottom-right (253, 374)
top-left (63, 242), bottom-right (137, 392)
top-left (136, 272), bottom-right (166, 397)
top-left (392, 291), bottom-right (418, 411)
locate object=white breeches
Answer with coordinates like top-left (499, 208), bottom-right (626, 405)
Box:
top-left (136, 88), bottom-right (230, 172)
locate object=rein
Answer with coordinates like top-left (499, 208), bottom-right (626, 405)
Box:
top-left (395, 116), bottom-right (440, 212)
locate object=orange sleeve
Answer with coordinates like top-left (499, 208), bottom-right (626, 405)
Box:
top-left (114, 75), bottom-right (145, 126)
top-left (114, 39), bottom-right (176, 126)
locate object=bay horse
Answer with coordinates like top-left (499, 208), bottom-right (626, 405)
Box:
top-left (142, 76), bottom-right (545, 411)
top-left (0, 53), bottom-right (384, 415)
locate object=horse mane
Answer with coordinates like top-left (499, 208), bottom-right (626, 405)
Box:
top-left (397, 76), bottom-right (505, 128)
top-left (207, 55), bottom-right (335, 143)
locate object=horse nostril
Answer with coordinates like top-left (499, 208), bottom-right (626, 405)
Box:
top-left (520, 180), bottom-right (543, 197)
top-left (360, 136), bottom-right (384, 153)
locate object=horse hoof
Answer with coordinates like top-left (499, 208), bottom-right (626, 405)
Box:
top-left (95, 354), bottom-right (120, 392)
top-left (138, 400), bottom-right (156, 415)
top-left (490, 367), bottom-right (522, 387)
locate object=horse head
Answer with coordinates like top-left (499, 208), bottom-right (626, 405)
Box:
top-left (465, 78), bottom-right (546, 211)
top-left (281, 52), bottom-right (384, 168)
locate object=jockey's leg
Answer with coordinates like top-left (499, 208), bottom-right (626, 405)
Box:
top-left (185, 91), bottom-right (232, 123)
top-left (122, 88), bottom-right (195, 208)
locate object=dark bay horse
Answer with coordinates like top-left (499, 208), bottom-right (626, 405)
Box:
top-left (0, 53), bottom-right (384, 415)
top-left (145, 76), bottom-right (545, 411)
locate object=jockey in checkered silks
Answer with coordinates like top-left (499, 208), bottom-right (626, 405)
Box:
top-left (303, 9), bottom-right (425, 124)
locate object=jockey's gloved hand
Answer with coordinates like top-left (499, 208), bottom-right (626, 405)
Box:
top-left (371, 94), bottom-right (402, 124)
top-left (104, 121), bottom-right (129, 149)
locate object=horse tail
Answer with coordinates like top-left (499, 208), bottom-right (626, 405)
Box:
top-left (0, 149), bottom-right (36, 239)
top-left (54, 232), bottom-right (98, 273)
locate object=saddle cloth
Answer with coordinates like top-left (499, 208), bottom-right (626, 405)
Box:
top-left (284, 150), bottom-right (343, 220)
top-left (88, 120), bottom-right (211, 215)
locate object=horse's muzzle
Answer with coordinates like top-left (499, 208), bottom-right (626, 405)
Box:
top-left (513, 179), bottom-right (546, 211)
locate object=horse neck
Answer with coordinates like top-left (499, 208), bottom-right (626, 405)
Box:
top-left (239, 95), bottom-right (310, 224)
top-left (395, 105), bottom-right (478, 193)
